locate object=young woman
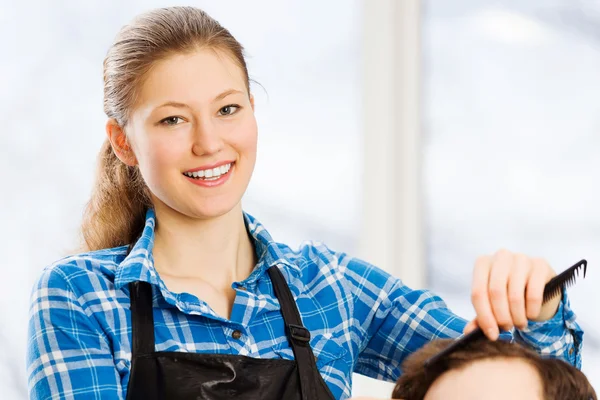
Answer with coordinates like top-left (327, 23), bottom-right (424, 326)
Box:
top-left (26, 6), bottom-right (583, 400)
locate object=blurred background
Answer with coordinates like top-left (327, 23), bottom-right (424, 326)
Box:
top-left (2, 0), bottom-right (599, 398)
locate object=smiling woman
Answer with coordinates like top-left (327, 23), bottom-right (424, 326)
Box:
top-left (106, 49), bottom-right (257, 228)
top-left (25, 5), bottom-right (585, 400)
top-left (89, 34), bottom-right (256, 252)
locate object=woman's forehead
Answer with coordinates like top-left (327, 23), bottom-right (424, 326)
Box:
top-left (137, 49), bottom-right (247, 108)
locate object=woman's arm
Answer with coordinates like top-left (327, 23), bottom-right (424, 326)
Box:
top-left (512, 289), bottom-right (582, 367)
top-left (344, 255), bottom-right (465, 382)
top-left (339, 254), bottom-right (582, 382)
top-left (27, 266), bottom-right (124, 400)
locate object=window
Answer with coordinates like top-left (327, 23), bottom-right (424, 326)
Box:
top-left (424, 0), bottom-right (600, 389)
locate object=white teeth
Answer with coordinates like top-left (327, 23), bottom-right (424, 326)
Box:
top-left (184, 163), bottom-right (233, 180)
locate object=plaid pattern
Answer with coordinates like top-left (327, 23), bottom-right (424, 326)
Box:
top-left (27, 208), bottom-right (583, 399)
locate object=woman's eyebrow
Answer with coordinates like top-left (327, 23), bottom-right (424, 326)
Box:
top-left (213, 89), bottom-right (244, 102)
top-left (154, 89), bottom-right (244, 111)
top-left (155, 101), bottom-right (190, 110)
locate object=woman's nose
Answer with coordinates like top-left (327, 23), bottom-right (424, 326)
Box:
top-left (191, 119), bottom-right (224, 156)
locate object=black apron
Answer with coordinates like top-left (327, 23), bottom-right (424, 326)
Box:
top-left (125, 265), bottom-right (337, 400)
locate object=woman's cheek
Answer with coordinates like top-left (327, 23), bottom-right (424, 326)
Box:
top-left (236, 118), bottom-right (258, 153)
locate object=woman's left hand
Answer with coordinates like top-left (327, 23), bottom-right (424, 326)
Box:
top-left (464, 249), bottom-right (561, 340)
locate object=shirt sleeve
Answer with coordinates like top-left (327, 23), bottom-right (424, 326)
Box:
top-left (340, 255), bottom-right (583, 382)
top-left (27, 265), bottom-right (124, 400)
top-left (513, 289), bottom-right (583, 368)
top-left (344, 255), bottom-right (466, 382)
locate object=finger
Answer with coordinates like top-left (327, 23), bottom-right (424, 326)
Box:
top-left (463, 319), bottom-right (478, 334)
top-left (471, 255), bottom-right (498, 340)
top-left (488, 249), bottom-right (514, 331)
top-left (508, 254), bottom-right (531, 330)
top-left (525, 258), bottom-right (548, 320)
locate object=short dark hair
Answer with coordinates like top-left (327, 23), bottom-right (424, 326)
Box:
top-left (392, 339), bottom-right (596, 400)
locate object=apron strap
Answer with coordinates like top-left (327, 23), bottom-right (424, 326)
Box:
top-left (129, 281), bottom-right (156, 356)
top-left (268, 265), bottom-right (319, 400)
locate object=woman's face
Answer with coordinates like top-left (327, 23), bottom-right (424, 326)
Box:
top-left (125, 48), bottom-right (257, 220)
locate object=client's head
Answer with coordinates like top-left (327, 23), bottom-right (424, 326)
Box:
top-left (392, 339), bottom-right (596, 400)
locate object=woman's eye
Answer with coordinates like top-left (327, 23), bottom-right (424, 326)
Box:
top-left (159, 116), bottom-right (184, 126)
top-left (219, 105), bottom-right (240, 116)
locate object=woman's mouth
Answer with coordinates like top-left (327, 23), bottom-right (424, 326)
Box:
top-left (182, 162), bottom-right (235, 187)
top-left (183, 162), bottom-right (233, 181)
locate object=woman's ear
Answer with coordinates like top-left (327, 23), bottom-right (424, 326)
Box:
top-left (249, 94), bottom-right (255, 111)
top-left (106, 119), bottom-right (137, 166)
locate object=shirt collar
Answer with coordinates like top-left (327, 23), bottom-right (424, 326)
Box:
top-left (114, 208), bottom-right (301, 290)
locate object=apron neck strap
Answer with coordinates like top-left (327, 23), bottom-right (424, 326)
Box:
top-left (129, 281), bottom-right (156, 356)
top-left (267, 265), bottom-right (319, 400)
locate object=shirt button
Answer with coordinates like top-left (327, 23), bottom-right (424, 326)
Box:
top-left (232, 330), bottom-right (242, 339)
top-left (569, 348), bottom-right (574, 356)
top-left (238, 286), bottom-right (247, 291)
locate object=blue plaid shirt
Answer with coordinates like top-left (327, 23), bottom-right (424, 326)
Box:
top-left (27, 208), bottom-right (583, 400)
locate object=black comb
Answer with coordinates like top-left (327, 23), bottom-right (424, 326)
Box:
top-left (542, 259), bottom-right (587, 302)
top-left (423, 259), bottom-right (588, 369)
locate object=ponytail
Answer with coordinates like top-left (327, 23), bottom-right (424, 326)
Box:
top-left (80, 138), bottom-right (150, 251)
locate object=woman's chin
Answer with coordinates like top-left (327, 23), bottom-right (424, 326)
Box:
top-left (185, 200), bottom-right (241, 220)
top-left (152, 192), bottom-right (243, 221)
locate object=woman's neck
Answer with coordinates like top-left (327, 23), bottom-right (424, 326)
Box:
top-left (151, 203), bottom-right (257, 291)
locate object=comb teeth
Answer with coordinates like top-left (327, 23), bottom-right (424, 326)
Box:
top-left (543, 286), bottom-right (562, 303)
top-left (542, 259), bottom-right (587, 303)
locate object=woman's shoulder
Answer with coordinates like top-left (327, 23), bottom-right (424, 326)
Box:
top-left (31, 245), bottom-right (129, 294)
top-left (274, 240), bottom-right (342, 267)
top-left (275, 240), bottom-right (388, 282)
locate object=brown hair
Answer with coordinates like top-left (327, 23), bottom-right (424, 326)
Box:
top-left (392, 339), bottom-right (596, 400)
top-left (80, 7), bottom-right (250, 251)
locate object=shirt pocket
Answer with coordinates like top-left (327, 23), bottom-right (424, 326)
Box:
top-left (271, 329), bottom-right (351, 371)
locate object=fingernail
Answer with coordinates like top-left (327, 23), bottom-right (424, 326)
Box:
top-left (486, 328), bottom-right (498, 340)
